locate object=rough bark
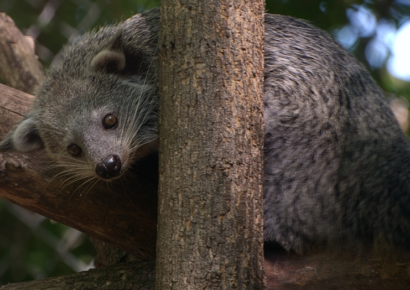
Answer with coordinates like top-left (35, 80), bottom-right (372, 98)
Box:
top-left (264, 248), bottom-right (410, 290)
top-left (0, 13), bottom-right (44, 94)
top-left (156, 1), bottom-right (266, 289)
top-left (0, 83), bottom-right (34, 137)
top-left (0, 260), bottom-right (156, 290)
top-left (91, 237), bottom-right (143, 268)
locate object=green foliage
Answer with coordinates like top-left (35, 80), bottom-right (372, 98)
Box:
top-left (1, 0), bottom-right (159, 64)
top-left (266, 0), bottom-right (410, 105)
top-left (0, 202), bottom-right (94, 285)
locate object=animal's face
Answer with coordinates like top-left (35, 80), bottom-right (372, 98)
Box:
top-left (38, 75), bottom-right (157, 181)
top-left (0, 15), bottom-right (159, 182)
top-left (0, 73), bottom-right (158, 182)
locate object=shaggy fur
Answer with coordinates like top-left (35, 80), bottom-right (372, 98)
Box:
top-left (1, 9), bottom-right (409, 253)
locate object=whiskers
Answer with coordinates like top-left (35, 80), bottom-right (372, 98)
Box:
top-left (40, 154), bottom-right (101, 198)
top-left (36, 46), bottom-right (160, 198)
top-left (118, 57), bottom-right (159, 165)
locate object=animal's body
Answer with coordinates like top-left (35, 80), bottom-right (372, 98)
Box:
top-left (1, 9), bottom-right (410, 253)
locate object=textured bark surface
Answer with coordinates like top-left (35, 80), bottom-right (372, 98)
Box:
top-left (0, 83), bottom-right (35, 137)
top-left (0, 13), bottom-right (44, 94)
top-left (264, 247), bottom-right (410, 290)
top-left (156, 1), bottom-right (265, 289)
top-left (91, 237), bottom-right (142, 268)
top-left (0, 260), bottom-right (156, 290)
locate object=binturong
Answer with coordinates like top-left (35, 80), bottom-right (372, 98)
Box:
top-left (1, 8), bottom-right (410, 254)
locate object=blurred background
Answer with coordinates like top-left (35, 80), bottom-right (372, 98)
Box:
top-left (0, 0), bottom-right (409, 285)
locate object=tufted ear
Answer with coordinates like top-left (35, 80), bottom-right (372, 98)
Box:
top-left (91, 30), bottom-right (126, 74)
top-left (91, 50), bottom-right (126, 73)
top-left (0, 117), bottom-right (43, 152)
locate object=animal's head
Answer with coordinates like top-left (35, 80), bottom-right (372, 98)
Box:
top-left (0, 10), bottom-right (160, 182)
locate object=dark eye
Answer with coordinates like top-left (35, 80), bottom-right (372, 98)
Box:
top-left (67, 144), bottom-right (82, 157)
top-left (103, 114), bottom-right (118, 129)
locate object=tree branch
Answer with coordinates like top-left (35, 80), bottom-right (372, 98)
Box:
top-left (0, 13), bottom-right (44, 94)
top-left (0, 261), bottom-right (156, 290)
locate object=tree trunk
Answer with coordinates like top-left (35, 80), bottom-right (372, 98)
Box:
top-left (0, 13), bottom-right (44, 94)
top-left (156, 1), bottom-right (266, 289)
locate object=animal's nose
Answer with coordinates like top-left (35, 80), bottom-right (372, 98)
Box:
top-left (96, 154), bottom-right (122, 179)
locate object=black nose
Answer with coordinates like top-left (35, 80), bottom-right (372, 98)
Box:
top-left (96, 154), bottom-right (122, 179)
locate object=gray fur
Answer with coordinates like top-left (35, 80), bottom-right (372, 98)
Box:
top-left (1, 9), bottom-right (409, 253)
